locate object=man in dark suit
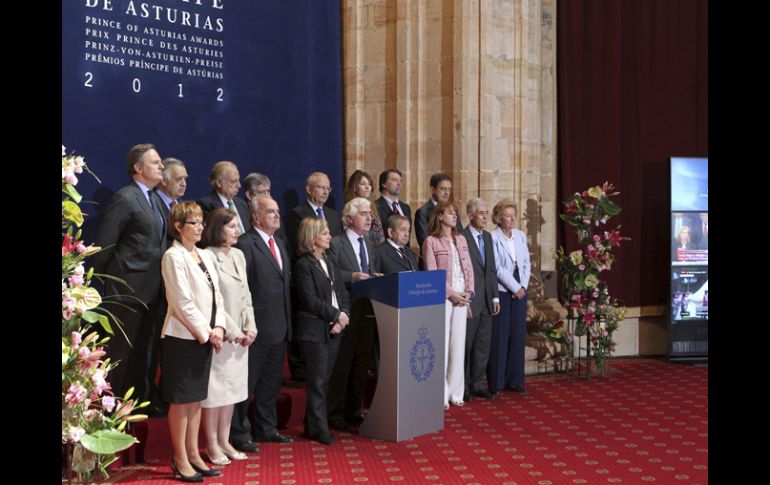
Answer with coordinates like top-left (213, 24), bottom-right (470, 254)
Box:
top-left (462, 198), bottom-right (500, 401)
top-left (196, 161), bottom-right (250, 233)
top-left (286, 171), bottom-right (344, 257)
top-left (327, 197), bottom-right (381, 430)
top-left (414, 173), bottom-right (463, 250)
top-left (93, 144), bottom-right (169, 413)
top-left (374, 169), bottom-right (412, 240)
top-left (155, 157), bottom-right (188, 243)
top-left (376, 215), bottom-right (418, 273)
top-left (285, 171), bottom-right (344, 381)
top-left (231, 196), bottom-right (294, 452)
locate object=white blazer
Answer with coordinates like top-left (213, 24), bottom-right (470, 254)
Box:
top-left (203, 246), bottom-right (257, 342)
top-left (161, 240), bottom-right (226, 343)
top-left (491, 226), bottom-right (531, 294)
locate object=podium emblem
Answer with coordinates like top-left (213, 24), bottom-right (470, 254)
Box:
top-left (409, 326), bottom-right (436, 382)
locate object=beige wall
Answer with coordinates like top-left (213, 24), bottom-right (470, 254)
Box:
top-left (343, 0), bottom-right (557, 274)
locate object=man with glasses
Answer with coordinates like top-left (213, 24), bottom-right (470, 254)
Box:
top-left (286, 171), bottom-right (343, 257)
top-left (197, 161), bottom-right (250, 234)
top-left (93, 143), bottom-right (169, 416)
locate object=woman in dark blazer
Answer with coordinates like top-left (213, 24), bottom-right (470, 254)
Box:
top-left (292, 218), bottom-right (351, 445)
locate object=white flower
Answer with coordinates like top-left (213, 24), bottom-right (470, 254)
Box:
top-left (68, 426), bottom-right (86, 443)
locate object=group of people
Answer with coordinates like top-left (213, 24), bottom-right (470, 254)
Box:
top-left (93, 143), bottom-right (532, 482)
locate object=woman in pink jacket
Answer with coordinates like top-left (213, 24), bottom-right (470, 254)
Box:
top-left (422, 201), bottom-right (474, 408)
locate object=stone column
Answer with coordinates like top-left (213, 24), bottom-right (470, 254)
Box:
top-left (342, 0), bottom-right (556, 266)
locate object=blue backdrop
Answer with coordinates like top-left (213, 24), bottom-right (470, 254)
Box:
top-left (62, 1), bottom-right (343, 237)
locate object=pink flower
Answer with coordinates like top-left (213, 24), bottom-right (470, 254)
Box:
top-left (65, 173), bottom-right (78, 185)
top-left (71, 331), bottom-right (82, 348)
top-left (76, 242), bottom-right (87, 253)
top-left (68, 427), bottom-right (86, 443)
top-left (592, 291), bottom-right (599, 298)
top-left (115, 400), bottom-right (134, 419)
top-left (68, 275), bottom-right (84, 287)
top-left (65, 384), bottom-right (86, 404)
top-left (84, 409), bottom-right (105, 422)
top-left (578, 264), bottom-right (585, 271)
top-left (102, 395), bottom-right (116, 413)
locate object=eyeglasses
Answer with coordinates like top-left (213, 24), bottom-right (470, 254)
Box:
top-left (184, 221), bottom-right (206, 227)
top-left (252, 189), bottom-right (271, 196)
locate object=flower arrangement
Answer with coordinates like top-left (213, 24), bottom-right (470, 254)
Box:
top-left (62, 145), bottom-right (147, 481)
top-left (548, 182), bottom-right (629, 369)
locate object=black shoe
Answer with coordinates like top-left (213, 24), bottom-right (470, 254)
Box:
top-left (505, 385), bottom-right (527, 393)
top-left (304, 432), bottom-right (334, 445)
top-left (170, 459), bottom-right (204, 483)
top-left (255, 433), bottom-right (294, 444)
top-left (190, 462), bottom-right (222, 477)
top-left (463, 391), bottom-right (473, 402)
top-left (471, 389), bottom-right (494, 399)
top-left (328, 417), bottom-right (349, 431)
top-left (233, 440), bottom-right (259, 453)
top-left (348, 412), bottom-right (365, 426)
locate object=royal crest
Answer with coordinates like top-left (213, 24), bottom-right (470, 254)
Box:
top-left (409, 326), bottom-right (436, 382)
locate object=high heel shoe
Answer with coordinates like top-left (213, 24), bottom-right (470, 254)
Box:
top-left (222, 448), bottom-right (248, 461)
top-left (205, 451), bottom-right (232, 465)
top-left (170, 459), bottom-right (204, 483)
top-left (190, 461), bottom-right (222, 477)
top-left (449, 400), bottom-right (464, 407)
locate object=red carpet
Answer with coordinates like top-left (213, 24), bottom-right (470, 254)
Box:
top-left (105, 358), bottom-right (707, 484)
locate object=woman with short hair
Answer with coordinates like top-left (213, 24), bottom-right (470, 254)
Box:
top-left (161, 201), bottom-right (226, 481)
top-left (292, 218), bottom-right (351, 445)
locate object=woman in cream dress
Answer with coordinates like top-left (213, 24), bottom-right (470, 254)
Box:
top-left (200, 208), bottom-right (258, 465)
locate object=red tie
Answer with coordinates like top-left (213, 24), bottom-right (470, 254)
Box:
top-left (392, 200), bottom-right (399, 215)
top-left (268, 237), bottom-right (282, 269)
top-left (169, 200), bottom-right (177, 209)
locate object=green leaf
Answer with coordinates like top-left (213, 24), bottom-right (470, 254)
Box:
top-left (62, 200), bottom-right (84, 227)
top-left (81, 311), bottom-right (100, 323)
top-left (80, 429), bottom-right (137, 455)
top-left (63, 183), bottom-right (82, 204)
top-left (97, 314), bottom-right (113, 335)
top-left (601, 198), bottom-right (621, 216)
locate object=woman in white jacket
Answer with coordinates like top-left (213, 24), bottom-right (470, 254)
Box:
top-left (161, 201), bottom-right (227, 481)
top-left (199, 208), bottom-right (257, 465)
top-left (489, 199), bottom-right (531, 395)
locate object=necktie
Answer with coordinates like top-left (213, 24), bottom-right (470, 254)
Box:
top-left (227, 200), bottom-right (245, 233)
top-left (392, 200), bottom-right (400, 215)
top-left (169, 200), bottom-right (177, 210)
top-left (477, 233), bottom-right (486, 265)
top-left (358, 236), bottom-right (370, 274)
top-left (268, 236), bottom-right (282, 270)
top-left (398, 246), bottom-right (414, 270)
top-left (316, 207), bottom-right (325, 220)
top-left (147, 190), bottom-right (164, 240)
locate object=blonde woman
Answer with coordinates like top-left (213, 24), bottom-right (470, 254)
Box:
top-left (160, 201), bottom-right (226, 481)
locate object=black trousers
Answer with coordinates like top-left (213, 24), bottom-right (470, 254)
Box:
top-left (327, 299), bottom-right (376, 421)
top-left (465, 306), bottom-right (493, 393)
top-left (230, 341), bottom-right (287, 442)
top-left (301, 337), bottom-right (341, 437)
top-left (105, 296), bottom-right (164, 402)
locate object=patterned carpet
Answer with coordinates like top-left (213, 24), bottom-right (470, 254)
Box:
top-left (104, 358), bottom-right (707, 484)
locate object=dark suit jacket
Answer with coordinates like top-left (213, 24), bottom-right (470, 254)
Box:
top-left (197, 190), bottom-right (251, 232)
top-left (236, 228), bottom-right (292, 345)
top-left (375, 197), bottom-right (412, 236)
top-left (462, 226), bottom-right (500, 315)
top-left (286, 201), bottom-right (344, 256)
top-left (93, 183), bottom-right (169, 305)
top-left (376, 242), bottom-right (417, 274)
top-left (414, 199), bottom-right (463, 250)
top-left (154, 191), bottom-right (179, 247)
top-left (328, 233), bottom-right (380, 298)
top-left (292, 253), bottom-right (350, 343)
